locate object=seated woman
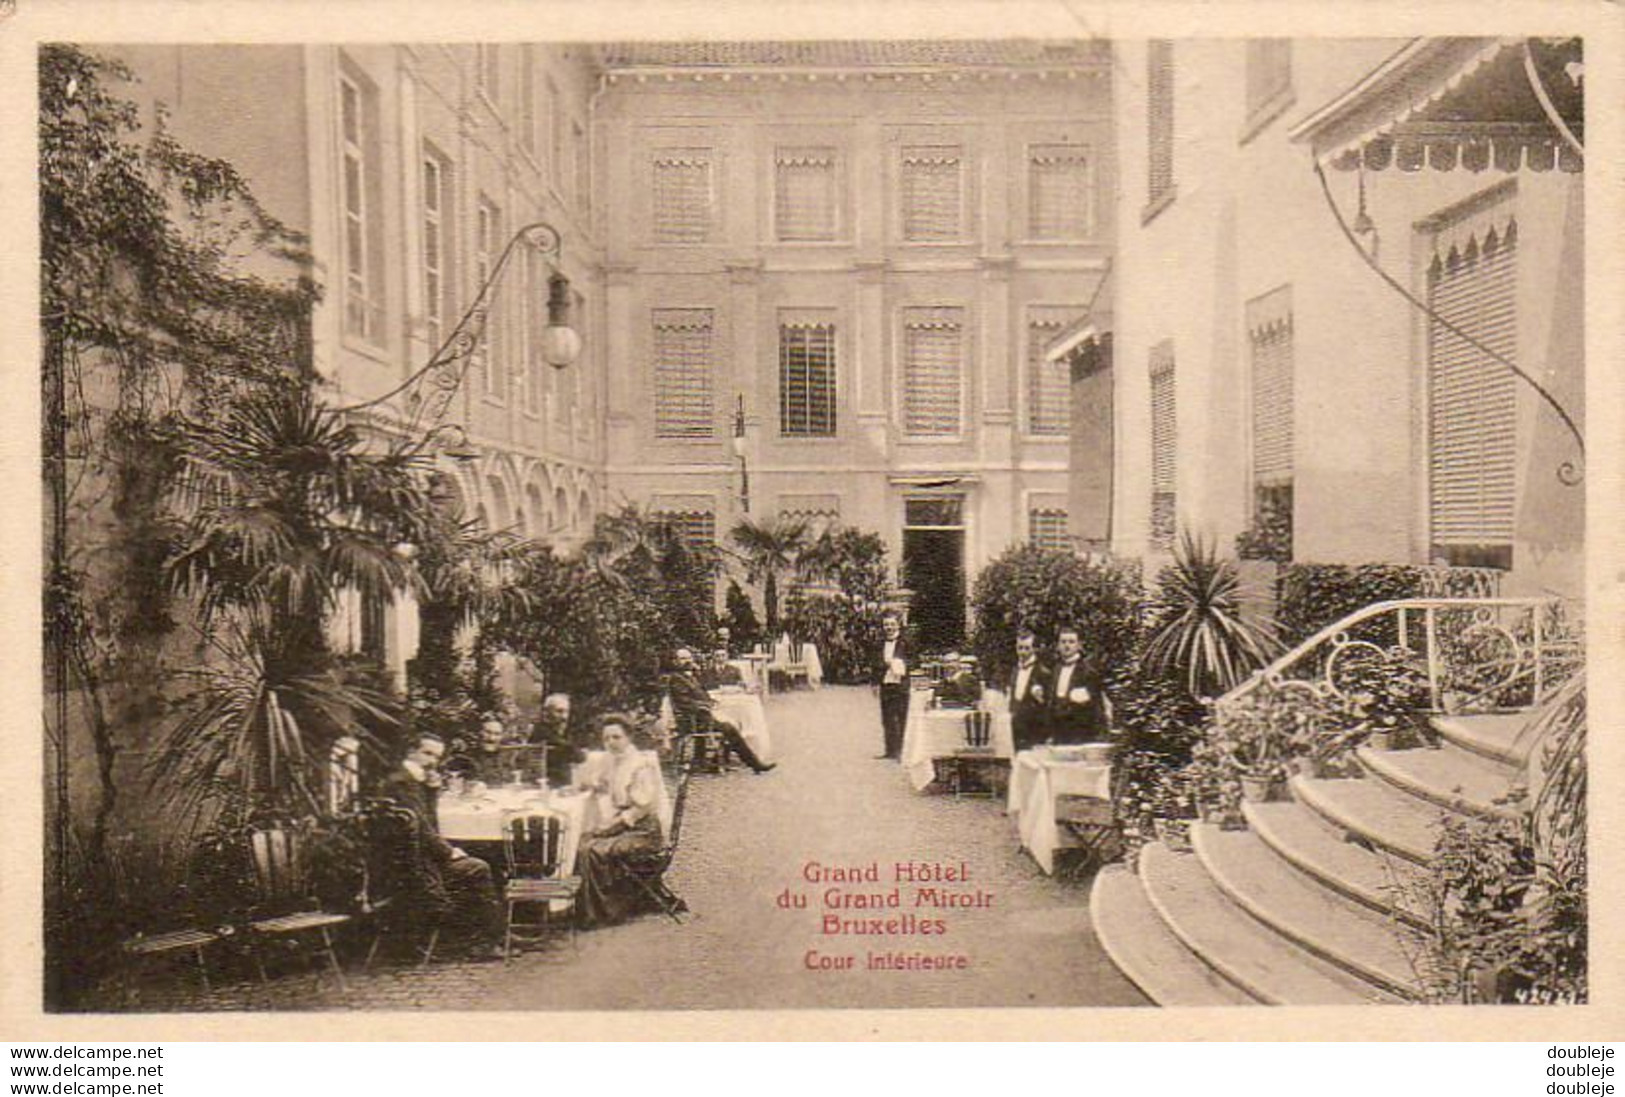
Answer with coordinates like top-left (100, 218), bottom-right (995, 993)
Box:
top-left (574, 714), bottom-right (665, 928)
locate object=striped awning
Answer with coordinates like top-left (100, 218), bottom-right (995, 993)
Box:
top-left (1290, 37), bottom-right (1583, 173)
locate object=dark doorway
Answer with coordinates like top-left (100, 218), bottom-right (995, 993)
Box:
top-left (902, 495), bottom-right (966, 652)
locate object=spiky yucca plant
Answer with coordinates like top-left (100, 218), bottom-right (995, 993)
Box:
top-left (1141, 530), bottom-right (1279, 700)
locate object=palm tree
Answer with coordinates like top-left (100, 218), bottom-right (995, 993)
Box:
top-left (159, 384), bottom-right (436, 814)
top-left (729, 515), bottom-right (810, 636)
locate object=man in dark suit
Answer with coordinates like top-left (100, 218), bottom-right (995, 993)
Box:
top-left (667, 647), bottom-right (776, 773)
top-left (1045, 625), bottom-right (1111, 744)
top-left (528, 692), bottom-right (580, 786)
top-left (875, 611), bottom-right (911, 759)
top-left (1008, 628), bottom-right (1051, 752)
top-left (377, 733), bottom-right (503, 959)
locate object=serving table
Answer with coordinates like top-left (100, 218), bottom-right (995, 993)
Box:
top-left (1006, 747), bottom-right (1114, 875)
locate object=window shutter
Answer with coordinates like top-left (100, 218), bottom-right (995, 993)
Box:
top-left (1147, 41), bottom-right (1175, 205)
top-left (901, 146), bottom-right (962, 241)
top-left (1247, 291), bottom-right (1294, 486)
top-left (1428, 217), bottom-right (1518, 554)
top-left (1150, 341), bottom-right (1177, 547)
top-left (653, 151), bottom-right (713, 244)
top-left (779, 318), bottom-right (838, 436)
top-left (1027, 306), bottom-right (1085, 435)
top-left (901, 307), bottom-right (963, 436)
top-left (775, 148), bottom-right (838, 241)
top-left (654, 508), bottom-right (716, 555)
top-left (1028, 507), bottom-right (1071, 551)
top-left (1029, 145), bottom-right (1091, 240)
top-left (652, 309), bottom-right (715, 439)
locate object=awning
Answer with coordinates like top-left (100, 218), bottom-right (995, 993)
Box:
top-left (1290, 37), bottom-right (1582, 173)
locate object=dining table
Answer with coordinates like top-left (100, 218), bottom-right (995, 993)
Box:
top-left (899, 693), bottom-right (1014, 793)
top-left (709, 687), bottom-right (773, 762)
top-left (1006, 746), bottom-right (1114, 875)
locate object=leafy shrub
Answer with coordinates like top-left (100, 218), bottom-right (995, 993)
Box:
top-left (969, 546), bottom-right (1142, 689)
top-left (783, 591), bottom-right (883, 685)
top-left (1142, 531), bottom-right (1279, 700)
top-left (721, 580), bottom-right (762, 652)
top-left (1276, 563), bottom-right (1499, 647)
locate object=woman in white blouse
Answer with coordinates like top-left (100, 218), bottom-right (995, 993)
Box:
top-left (574, 714), bottom-right (664, 927)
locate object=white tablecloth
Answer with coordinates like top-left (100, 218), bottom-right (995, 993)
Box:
top-left (1006, 749), bottom-right (1113, 875)
top-left (711, 689), bottom-right (773, 762)
top-left (726, 659), bottom-right (763, 693)
top-left (437, 785), bottom-right (597, 875)
top-left (770, 640), bottom-right (823, 687)
top-left (900, 704), bottom-right (1015, 792)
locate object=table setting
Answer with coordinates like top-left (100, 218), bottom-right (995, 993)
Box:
top-left (1006, 743), bottom-right (1115, 874)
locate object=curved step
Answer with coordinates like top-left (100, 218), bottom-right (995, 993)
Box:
top-left (1243, 800), bottom-right (1429, 928)
top-left (1192, 824), bottom-right (1425, 999)
top-left (1290, 775), bottom-right (1445, 865)
top-left (1357, 742), bottom-right (1524, 821)
top-left (1431, 712), bottom-right (1533, 768)
top-left (1138, 842), bottom-right (1404, 1005)
top-left (1090, 863), bottom-right (1257, 1007)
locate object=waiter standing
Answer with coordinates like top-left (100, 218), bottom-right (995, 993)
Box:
top-left (1008, 628), bottom-right (1051, 752)
top-left (875, 611), bottom-right (911, 760)
top-left (1046, 625), bottom-right (1110, 744)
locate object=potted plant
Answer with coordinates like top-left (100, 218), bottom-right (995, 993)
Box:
top-left (1211, 695), bottom-right (1289, 802)
top-left (1336, 646), bottom-right (1432, 752)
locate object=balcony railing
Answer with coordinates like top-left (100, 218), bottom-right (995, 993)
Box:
top-left (1222, 597), bottom-right (1584, 719)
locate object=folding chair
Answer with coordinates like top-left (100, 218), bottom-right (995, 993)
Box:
top-left (623, 769), bottom-right (691, 922)
top-left (1053, 795), bottom-right (1123, 880)
top-left (243, 819), bottom-right (352, 990)
top-left (501, 809), bottom-right (581, 961)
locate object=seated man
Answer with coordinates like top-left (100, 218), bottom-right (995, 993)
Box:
top-left (667, 647), bottom-right (775, 774)
top-left (377, 734), bottom-right (504, 960)
top-left (699, 648), bottom-right (745, 690)
top-left (451, 714), bottom-right (520, 786)
top-left (935, 655), bottom-right (983, 709)
top-left (528, 692), bottom-right (581, 787)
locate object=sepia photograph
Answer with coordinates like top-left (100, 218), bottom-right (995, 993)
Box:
top-left (28, 11), bottom-right (1599, 1028)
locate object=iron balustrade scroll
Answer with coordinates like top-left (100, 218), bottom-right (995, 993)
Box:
top-left (1219, 597), bottom-right (1584, 724)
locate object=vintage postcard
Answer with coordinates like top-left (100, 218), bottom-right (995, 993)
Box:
top-left (3, 0), bottom-right (1621, 1042)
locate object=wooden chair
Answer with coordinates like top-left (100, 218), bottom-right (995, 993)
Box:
top-left (623, 768), bottom-right (692, 922)
top-left (775, 641), bottom-right (811, 691)
top-left (243, 819), bottom-right (352, 990)
top-left (1053, 795), bottom-right (1123, 879)
top-left (673, 703), bottom-right (728, 774)
top-left (944, 711), bottom-right (1003, 798)
top-left (117, 836), bottom-right (229, 1005)
top-left (500, 809), bottom-right (582, 961)
top-left (349, 799), bottom-right (446, 970)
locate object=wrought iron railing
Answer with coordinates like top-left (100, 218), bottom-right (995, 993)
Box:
top-left (1222, 597), bottom-right (1584, 718)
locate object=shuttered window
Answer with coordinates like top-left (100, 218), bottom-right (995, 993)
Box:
top-left (1027, 306), bottom-right (1086, 435)
top-left (1029, 507), bottom-right (1071, 552)
top-left (1248, 289), bottom-right (1294, 486)
top-left (475, 199), bottom-right (502, 397)
top-left (901, 145), bottom-right (963, 241)
top-left (1245, 39), bottom-right (1293, 119)
top-left (779, 317), bottom-right (838, 437)
top-left (901, 307), bottom-right (964, 437)
top-left (1147, 41), bottom-right (1175, 207)
top-left (653, 309), bottom-right (715, 439)
top-left (654, 508), bottom-right (716, 555)
top-left (340, 72), bottom-right (381, 342)
top-left (1428, 211), bottom-right (1518, 565)
top-left (421, 150), bottom-right (452, 355)
top-left (775, 147), bottom-right (838, 242)
top-left (1029, 144), bottom-right (1092, 240)
top-left (652, 151), bottom-right (713, 243)
top-left (1150, 341), bottom-right (1177, 549)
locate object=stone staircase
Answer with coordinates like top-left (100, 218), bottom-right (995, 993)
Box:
top-left (1090, 712), bottom-right (1532, 1006)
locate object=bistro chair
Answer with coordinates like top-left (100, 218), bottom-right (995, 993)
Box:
top-left (500, 809), bottom-right (581, 961)
top-left (944, 710), bottom-right (1002, 798)
top-left (1054, 794), bottom-right (1123, 880)
top-left (243, 818), bottom-right (352, 990)
top-left (116, 834), bottom-right (233, 1006)
top-left (672, 702), bottom-right (728, 774)
top-left (623, 768), bottom-right (691, 923)
top-left (348, 799), bottom-right (446, 970)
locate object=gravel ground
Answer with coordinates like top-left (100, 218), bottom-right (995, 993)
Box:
top-left (105, 686), bottom-right (1148, 1012)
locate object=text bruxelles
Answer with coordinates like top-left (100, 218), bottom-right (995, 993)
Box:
top-left (793, 861), bottom-right (994, 936)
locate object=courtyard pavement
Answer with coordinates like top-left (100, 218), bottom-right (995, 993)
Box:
top-left (112, 686), bottom-right (1149, 1012)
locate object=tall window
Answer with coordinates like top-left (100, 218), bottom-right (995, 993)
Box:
top-left (653, 504), bottom-right (717, 556)
top-left (1027, 305), bottom-right (1086, 436)
top-left (1245, 39), bottom-right (1293, 122)
top-left (1147, 41), bottom-right (1175, 209)
top-left (1028, 144), bottom-right (1092, 240)
top-left (519, 49), bottom-right (538, 157)
top-left (1149, 340), bottom-right (1177, 549)
top-left (652, 150), bottom-right (714, 244)
top-left (652, 308), bottom-right (716, 439)
top-left (475, 197), bottom-right (503, 399)
top-left (339, 70), bottom-right (382, 342)
top-left (900, 145), bottom-right (963, 242)
top-left (775, 147), bottom-right (839, 242)
top-left (421, 149), bottom-right (454, 355)
top-left (476, 44), bottom-right (500, 101)
top-left (1248, 287), bottom-right (1294, 559)
top-left (900, 307), bottom-right (964, 437)
top-left (779, 315), bottom-right (838, 437)
top-left (1028, 505), bottom-right (1071, 552)
top-left (1427, 199), bottom-right (1518, 568)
